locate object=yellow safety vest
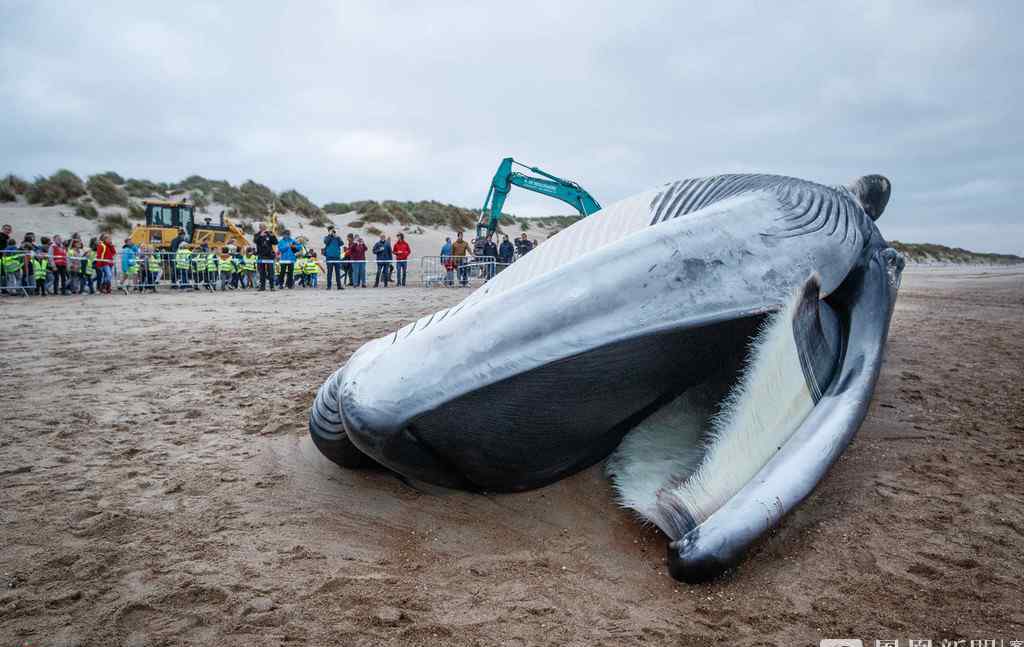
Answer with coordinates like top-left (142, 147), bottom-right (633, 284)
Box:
top-left (175, 248), bottom-right (191, 269)
top-left (31, 257), bottom-right (48, 280)
top-left (2, 252), bottom-right (21, 273)
top-left (148, 256), bottom-right (161, 272)
top-left (304, 260), bottom-right (319, 275)
top-left (243, 255), bottom-right (257, 271)
top-left (85, 251), bottom-right (96, 277)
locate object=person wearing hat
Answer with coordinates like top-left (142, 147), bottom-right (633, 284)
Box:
top-left (323, 226), bottom-right (344, 290)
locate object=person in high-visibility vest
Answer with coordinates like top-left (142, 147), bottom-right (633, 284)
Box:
top-left (191, 246), bottom-right (207, 290)
top-left (294, 254), bottom-right (308, 288)
top-left (31, 251), bottom-right (50, 296)
top-left (81, 242), bottom-right (97, 295)
top-left (2, 243), bottom-right (24, 295)
top-left (217, 247), bottom-right (234, 291)
top-left (146, 246), bottom-right (162, 291)
top-left (202, 245), bottom-right (218, 291)
top-left (242, 247), bottom-right (257, 289)
top-left (175, 243), bottom-right (194, 290)
top-left (304, 251), bottom-right (322, 289)
top-left (229, 247), bottom-right (245, 290)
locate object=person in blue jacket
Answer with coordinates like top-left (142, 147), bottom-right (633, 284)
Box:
top-left (372, 234), bottom-right (393, 287)
top-left (277, 230), bottom-right (298, 289)
top-left (498, 234), bottom-right (515, 267)
top-left (322, 226), bottom-right (344, 290)
top-left (440, 237), bottom-right (453, 287)
top-left (118, 239), bottom-right (139, 292)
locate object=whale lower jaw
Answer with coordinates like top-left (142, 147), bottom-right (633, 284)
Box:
top-left (606, 289), bottom-right (814, 540)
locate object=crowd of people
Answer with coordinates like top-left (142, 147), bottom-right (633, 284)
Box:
top-left (0, 222), bottom-right (540, 297)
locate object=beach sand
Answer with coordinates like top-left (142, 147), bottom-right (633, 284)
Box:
top-left (1, 266), bottom-right (1022, 646)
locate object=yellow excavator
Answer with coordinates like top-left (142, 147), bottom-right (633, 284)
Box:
top-left (129, 199), bottom-right (251, 250)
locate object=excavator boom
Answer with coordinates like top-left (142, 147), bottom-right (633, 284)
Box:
top-left (477, 158), bottom-right (600, 238)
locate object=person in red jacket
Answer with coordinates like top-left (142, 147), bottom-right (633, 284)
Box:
top-left (392, 233), bottom-right (411, 287)
top-left (94, 233), bottom-right (117, 294)
top-left (49, 234), bottom-right (69, 295)
top-left (348, 235), bottom-right (368, 287)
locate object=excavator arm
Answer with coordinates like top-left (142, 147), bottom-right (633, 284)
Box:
top-left (476, 157), bottom-right (600, 238)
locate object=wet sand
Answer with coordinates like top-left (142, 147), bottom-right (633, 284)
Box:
top-left (1, 267), bottom-right (1022, 646)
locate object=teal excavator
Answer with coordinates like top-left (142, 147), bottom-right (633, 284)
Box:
top-left (476, 157), bottom-right (601, 239)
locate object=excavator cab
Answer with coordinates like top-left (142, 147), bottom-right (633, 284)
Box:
top-left (144, 200), bottom-right (195, 237)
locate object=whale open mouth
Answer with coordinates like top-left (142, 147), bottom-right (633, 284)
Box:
top-left (603, 277), bottom-right (841, 541)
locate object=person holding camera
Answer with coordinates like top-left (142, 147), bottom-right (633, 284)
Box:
top-left (254, 224), bottom-right (278, 291)
top-left (323, 226), bottom-right (344, 290)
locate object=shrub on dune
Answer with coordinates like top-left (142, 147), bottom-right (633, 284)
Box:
top-left (26, 169), bottom-right (87, 205)
top-left (98, 213), bottom-right (131, 234)
top-left (50, 169), bottom-right (87, 200)
top-left (236, 180), bottom-right (276, 219)
top-left (360, 202), bottom-right (394, 224)
top-left (75, 202), bottom-right (99, 220)
top-left (308, 212), bottom-right (334, 228)
top-left (1, 174), bottom-right (30, 199)
top-left (323, 202), bottom-right (354, 214)
top-left (87, 174), bottom-right (130, 207)
top-left (123, 178), bottom-right (166, 199)
top-left (95, 171), bottom-right (125, 185)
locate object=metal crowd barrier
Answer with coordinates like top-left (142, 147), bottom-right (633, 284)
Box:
top-left (1, 250), bottom-right (526, 296)
top-left (419, 255), bottom-right (509, 287)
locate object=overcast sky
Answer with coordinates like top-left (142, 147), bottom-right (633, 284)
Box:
top-left (2, 1), bottom-right (1021, 253)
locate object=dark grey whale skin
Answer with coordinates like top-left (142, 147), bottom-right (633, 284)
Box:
top-left (308, 173), bottom-right (902, 582)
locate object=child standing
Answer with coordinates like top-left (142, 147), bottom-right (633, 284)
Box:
top-left (218, 247), bottom-right (234, 291)
top-left (31, 250), bottom-right (49, 296)
top-left (242, 247), bottom-right (257, 289)
top-left (295, 253), bottom-right (308, 288)
top-left (2, 241), bottom-right (23, 295)
top-left (80, 240), bottom-right (97, 295)
top-left (119, 240), bottom-right (139, 293)
top-left (203, 245), bottom-right (218, 291)
top-left (305, 251), bottom-right (323, 288)
top-left (146, 245), bottom-right (162, 291)
top-left (66, 238), bottom-right (83, 294)
top-left (175, 242), bottom-right (193, 290)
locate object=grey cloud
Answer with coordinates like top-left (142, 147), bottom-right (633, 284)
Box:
top-left (1, 0), bottom-right (1021, 253)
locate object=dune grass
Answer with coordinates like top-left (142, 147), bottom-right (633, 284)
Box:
top-left (26, 169), bottom-right (87, 205)
top-left (98, 213), bottom-right (132, 235)
top-left (75, 203), bottom-right (99, 220)
top-left (86, 174), bottom-right (130, 207)
top-left (1, 174), bottom-right (30, 201)
top-left (891, 240), bottom-right (1023, 265)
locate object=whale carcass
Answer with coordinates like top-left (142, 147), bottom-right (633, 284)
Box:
top-left (309, 173), bottom-right (904, 582)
